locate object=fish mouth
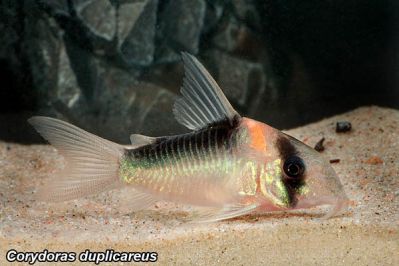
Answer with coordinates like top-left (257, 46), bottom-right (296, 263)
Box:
top-left (295, 195), bottom-right (349, 219)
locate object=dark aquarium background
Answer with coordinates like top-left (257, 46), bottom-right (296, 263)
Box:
top-left (1, 0), bottom-right (398, 143)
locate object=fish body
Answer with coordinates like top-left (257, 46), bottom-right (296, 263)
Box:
top-left (29, 53), bottom-right (348, 222)
top-left (120, 118), bottom-right (285, 209)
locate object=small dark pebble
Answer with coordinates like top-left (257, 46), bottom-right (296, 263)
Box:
top-left (329, 159), bottom-right (340, 163)
top-left (314, 137), bottom-right (325, 152)
top-left (6, 145), bottom-right (11, 151)
top-left (336, 121), bottom-right (352, 133)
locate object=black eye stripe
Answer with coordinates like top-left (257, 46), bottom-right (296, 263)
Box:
top-left (276, 135), bottom-right (306, 207)
top-left (276, 134), bottom-right (298, 160)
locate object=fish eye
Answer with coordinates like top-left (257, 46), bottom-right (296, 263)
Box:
top-left (283, 156), bottom-right (305, 178)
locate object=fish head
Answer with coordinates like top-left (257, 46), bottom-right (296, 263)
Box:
top-left (247, 120), bottom-right (349, 218)
top-left (279, 133), bottom-right (349, 218)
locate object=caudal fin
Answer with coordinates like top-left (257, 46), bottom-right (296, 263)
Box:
top-left (28, 116), bottom-right (124, 202)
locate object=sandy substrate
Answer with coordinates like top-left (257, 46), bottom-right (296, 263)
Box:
top-left (0, 106), bottom-right (398, 265)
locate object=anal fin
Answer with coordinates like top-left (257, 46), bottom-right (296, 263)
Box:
top-left (115, 187), bottom-right (158, 213)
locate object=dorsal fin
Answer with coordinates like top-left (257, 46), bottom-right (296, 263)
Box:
top-left (173, 52), bottom-right (241, 131)
top-left (130, 134), bottom-right (156, 147)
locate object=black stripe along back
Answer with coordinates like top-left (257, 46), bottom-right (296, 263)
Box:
top-left (125, 119), bottom-right (239, 168)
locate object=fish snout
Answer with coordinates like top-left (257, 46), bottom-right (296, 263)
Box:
top-left (295, 164), bottom-right (349, 218)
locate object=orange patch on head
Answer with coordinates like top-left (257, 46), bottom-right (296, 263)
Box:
top-left (245, 120), bottom-right (267, 153)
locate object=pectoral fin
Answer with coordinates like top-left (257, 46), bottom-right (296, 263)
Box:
top-left (187, 203), bottom-right (258, 223)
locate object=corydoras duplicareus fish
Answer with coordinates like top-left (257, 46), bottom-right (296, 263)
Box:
top-left (29, 53), bottom-right (348, 222)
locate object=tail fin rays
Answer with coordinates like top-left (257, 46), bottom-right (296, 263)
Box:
top-left (28, 116), bottom-right (124, 202)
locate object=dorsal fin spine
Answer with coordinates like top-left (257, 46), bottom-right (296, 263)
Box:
top-left (173, 52), bottom-right (241, 131)
top-left (186, 57), bottom-right (225, 115)
top-left (185, 64), bottom-right (221, 118)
